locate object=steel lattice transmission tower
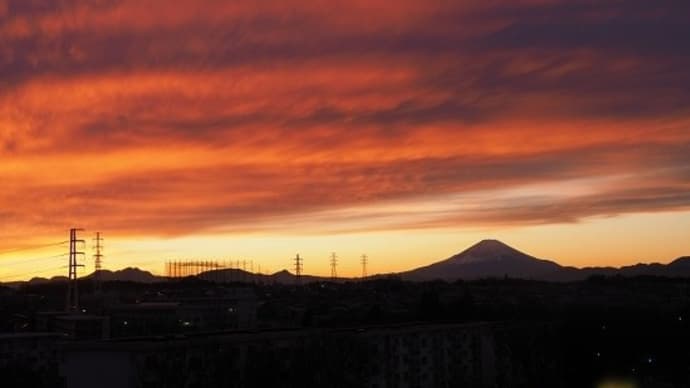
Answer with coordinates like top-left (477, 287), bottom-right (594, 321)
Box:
top-left (93, 232), bottom-right (104, 295)
top-left (66, 228), bottom-right (85, 312)
top-left (361, 254), bottom-right (368, 279)
top-left (330, 252), bottom-right (338, 280)
top-left (293, 254), bottom-right (303, 285)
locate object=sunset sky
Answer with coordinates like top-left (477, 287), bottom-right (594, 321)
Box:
top-left (1, 0), bottom-right (690, 280)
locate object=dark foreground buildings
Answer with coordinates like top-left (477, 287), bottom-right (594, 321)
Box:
top-left (59, 322), bottom-right (557, 388)
top-left (2, 321), bottom-right (556, 388)
top-left (2, 276), bottom-right (690, 387)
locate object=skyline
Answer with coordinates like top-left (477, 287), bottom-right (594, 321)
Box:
top-left (2, 0), bottom-right (690, 280)
top-left (2, 215), bottom-right (690, 282)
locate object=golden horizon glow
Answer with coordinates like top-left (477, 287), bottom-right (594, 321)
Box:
top-left (2, 209), bottom-right (690, 281)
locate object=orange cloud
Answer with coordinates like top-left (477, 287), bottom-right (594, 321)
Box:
top-left (1, 0), bottom-right (689, 261)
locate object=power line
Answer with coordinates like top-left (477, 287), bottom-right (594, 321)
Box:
top-left (0, 253), bottom-right (67, 267)
top-left (0, 241), bottom-right (68, 256)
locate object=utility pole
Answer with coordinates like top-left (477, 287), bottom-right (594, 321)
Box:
top-left (66, 228), bottom-right (85, 312)
top-left (330, 252), bottom-right (338, 280)
top-left (361, 254), bottom-right (368, 279)
top-left (93, 232), bottom-right (104, 295)
top-left (294, 254), bottom-right (303, 285)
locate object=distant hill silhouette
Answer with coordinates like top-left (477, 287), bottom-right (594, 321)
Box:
top-left (669, 256), bottom-right (690, 269)
top-left (25, 275), bottom-right (68, 285)
top-left (198, 268), bottom-right (334, 284)
top-left (83, 268), bottom-right (161, 283)
top-left (8, 268), bottom-right (162, 287)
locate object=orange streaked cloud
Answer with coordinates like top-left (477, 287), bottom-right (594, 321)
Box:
top-left (1, 0), bottom-right (690, 279)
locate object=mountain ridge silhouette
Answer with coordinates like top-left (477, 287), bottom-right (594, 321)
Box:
top-left (2, 241), bottom-right (688, 284)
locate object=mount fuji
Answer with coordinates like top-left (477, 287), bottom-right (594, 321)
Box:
top-left (402, 239), bottom-right (563, 281)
